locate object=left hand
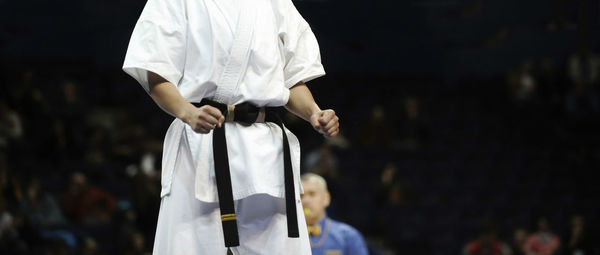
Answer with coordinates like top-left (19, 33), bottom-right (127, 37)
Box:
top-left (310, 109), bottom-right (339, 138)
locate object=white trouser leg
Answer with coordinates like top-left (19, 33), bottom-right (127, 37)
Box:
top-left (230, 194), bottom-right (311, 255)
top-left (152, 137), bottom-right (227, 255)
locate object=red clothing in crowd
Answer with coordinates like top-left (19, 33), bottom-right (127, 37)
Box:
top-left (464, 240), bottom-right (510, 255)
top-left (61, 186), bottom-right (116, 223)
top-left (524, 232), bottom-right (560, 255)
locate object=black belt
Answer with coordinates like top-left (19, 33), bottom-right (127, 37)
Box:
top-left (192, 100), bottom-right (299, 247)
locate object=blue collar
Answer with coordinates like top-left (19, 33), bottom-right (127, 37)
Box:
top-left (310, 215), bottom-right (331, 248)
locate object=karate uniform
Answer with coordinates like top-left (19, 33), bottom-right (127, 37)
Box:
top-left (309, 217), bottom-right (369, 255)
top-left (122, 0), bottom-right (325, 253)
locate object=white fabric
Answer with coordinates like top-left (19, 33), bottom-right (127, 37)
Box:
top-left (153, 132), bottom-right (311, 255)
top-left (122, 0), bottom-right (325, 201)
top-left (213, 0), bottom-right (256, 104)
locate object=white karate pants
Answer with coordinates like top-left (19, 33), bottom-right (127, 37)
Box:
top-left (152, 141), bottom-right (311, 255)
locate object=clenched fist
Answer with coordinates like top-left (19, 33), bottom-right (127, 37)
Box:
top-left (183, 105), bottom-right (225, 134)
top-left (310, 109), bottom-right (339, 138)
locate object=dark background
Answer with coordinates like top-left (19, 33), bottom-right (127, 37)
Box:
top-left (1, 0), bottom-right (599, 254)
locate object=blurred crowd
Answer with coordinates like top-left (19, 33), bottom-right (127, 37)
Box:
top-left (2, 43), bottom-right (599, 254)
top-left (1, 0), bottom-right (600, 254)
top-left (1, 66), bottom-right (164, 254)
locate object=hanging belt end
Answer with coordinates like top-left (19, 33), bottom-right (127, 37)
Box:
top-left (221, 215), bottom-right (240, 247)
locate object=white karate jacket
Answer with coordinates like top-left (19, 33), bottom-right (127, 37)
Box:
top-left (123, 0), bottom-right (325, 202)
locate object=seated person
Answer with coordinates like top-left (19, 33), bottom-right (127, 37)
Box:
top-left (301, 173), bottom-right (368, 255)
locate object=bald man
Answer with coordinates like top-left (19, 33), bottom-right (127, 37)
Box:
top-left (301, 173), bottom-right (368, 255)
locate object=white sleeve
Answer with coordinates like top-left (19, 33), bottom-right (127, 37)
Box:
top-left (279, 1), bottom-right (325, 88)
top-left (122, 0), bottom-right (187, 92)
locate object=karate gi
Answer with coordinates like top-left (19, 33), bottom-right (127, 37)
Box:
top-left (122, 0), bottom-right (325, 253)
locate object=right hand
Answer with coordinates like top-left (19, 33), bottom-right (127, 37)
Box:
top-left (309, 109), bottom-right (339, 138)
top-left (183, 105), bottom-right (225, 134)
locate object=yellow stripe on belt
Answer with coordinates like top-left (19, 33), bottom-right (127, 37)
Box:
top-left (221, 214), bottom-right (237, 222)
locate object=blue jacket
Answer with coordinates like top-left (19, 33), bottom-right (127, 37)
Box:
top-left (309, 216), bottom-right (369, 255)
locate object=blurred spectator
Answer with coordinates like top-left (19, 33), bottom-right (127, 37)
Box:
top-left (54, 80), bottom-right (88, 158)
top-left (524, 216), bottom-right (561, 255)
top-left (20, 177), bottom-right (65, 228)
top-left (358, 105), bottom-right (396, 149)
top-left (375, 162), bottom-right (412, 208)
top-left (301, 173), bottom-right (368, 255)
top-left (375, 162), bottom-right (398, 208)
top-left (397, 97), bottom-right (430, 152)
top-left (0, 197), bottom-right (15, 241)
top-left (508, 58), bottom-right (538, 105)
top-left (0, 99), bottom-right (23, 151)
top-left (564, 215), bottom-right (591, 255)
top-left (129, 164), bottom-right (160, 248)
top-left (462, 220), bottom-right (512, 255)
top-left (83, 127), bottom-right (111, 168)
top-left (0, 205), bottom-right (28, 254)
top-left (125, 231), bottom-right (149, 255)
top-left (81, 237), bottom-right (101, 255)
top-left (0, 167), bottom-right (23, 210)
top-left (506, 58), bottom-right (546, 141)
top-left (566, 43), bottom-right (600, 116)
top-left (8, 74), bottom-right (59, 166)
top-left (111, 118), bottom-right (150, 164)
top-left (60, 172), bottom-right (116, 226)
top-left (511, 227), bottom-right (528, 255)
top-left (0, 205), bottom-right (43, 254)
top-left (0, 100), bottom-right (23, 178)
top-left (115, 209), bottom-right (142, 253)
top-left (304, 142), bottom-right (339, 179)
